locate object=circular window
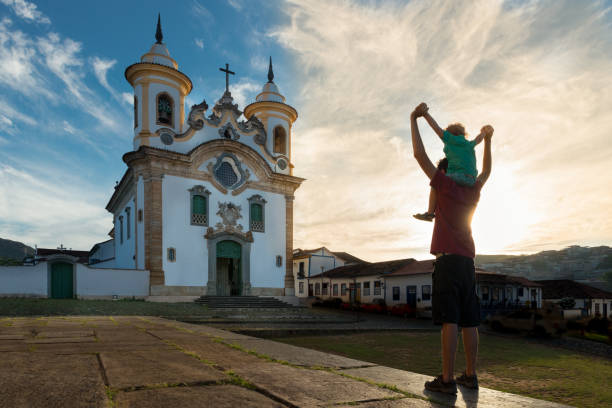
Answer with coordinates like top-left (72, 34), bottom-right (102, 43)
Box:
top-left (277, 159), bottom-right (287, 170)
top-left (160, 132), bottom-right (174, 145)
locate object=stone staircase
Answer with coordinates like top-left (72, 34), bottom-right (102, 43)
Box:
top-left (194, 296), bottom-right (298, 309)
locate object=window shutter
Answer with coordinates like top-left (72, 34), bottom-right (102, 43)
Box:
top-left (193, 195), bottom-right (206, 214)
top-left (251, 203), bottom-right (263, 222)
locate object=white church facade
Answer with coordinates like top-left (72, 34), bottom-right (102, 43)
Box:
top-left (90, 17), bottom-right (303, 297)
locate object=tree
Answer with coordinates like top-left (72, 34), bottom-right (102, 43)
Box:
top-left (602, 269), bottom-right (612, 290)
top-left (558, 297), bottom-right (576, 309)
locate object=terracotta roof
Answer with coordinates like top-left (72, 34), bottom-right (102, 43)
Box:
top-left (385, 260), bottom-right (435, 277)
top-left (309, 258), bottom-right (415, 279)
top-left (535, 279), bottom-right (612, 299)
top-left (332, 251), bottom-right (366, 264)
top-left (36, 248), bottom-right (89, 264)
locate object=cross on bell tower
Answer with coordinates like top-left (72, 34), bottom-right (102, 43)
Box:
top-left (219, 63), bottom-right (235, 93)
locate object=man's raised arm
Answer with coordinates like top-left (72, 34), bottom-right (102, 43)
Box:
top-left (476, 126), bottom-right (493, 185)
top-left (411, 103), bottom-right (437, 180)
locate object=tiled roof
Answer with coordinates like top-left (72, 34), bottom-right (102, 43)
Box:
top-left (385, 260), bottom-right (435, 277)
top-left (332, 251), bottom-right (366, 264)
top-left (309, 258), bottom-right (415, 279)
top-left (535, 279), bottom-right (612, 299)
top-left (36, 248), bottom-right (89, 264)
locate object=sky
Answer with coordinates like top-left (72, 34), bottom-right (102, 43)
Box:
top-left (0, 0), bottom-right (611, 262)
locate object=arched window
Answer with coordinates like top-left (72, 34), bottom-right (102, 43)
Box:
top-left (248, 194), bottom-right (267, 232)
top-left (156, 93), bottom-right (174, 126)
top-left (189, 185), bottom-right (211, 226)
top-left (134, 96), bottom-right (138, 128)
top-left (273, 126), bottom-right (286, 154)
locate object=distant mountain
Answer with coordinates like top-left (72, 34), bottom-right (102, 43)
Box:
top-left (0, 238), bottom-right (35, 262)
top-left (475, 245), bottom-right (612, 285)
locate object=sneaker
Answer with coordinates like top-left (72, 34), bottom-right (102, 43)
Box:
top-left (456, 372), bottom-right (479, 389)
top-left (413, 212), bottom-right (435, 222)
top-left (424, 375), bottom-right (457, 394)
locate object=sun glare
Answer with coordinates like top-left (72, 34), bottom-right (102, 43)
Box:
top-left (472, 166), bottom-right (540, 254)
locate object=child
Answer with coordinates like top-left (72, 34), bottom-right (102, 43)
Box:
top-left (413, 106), bottom-right (493, 222)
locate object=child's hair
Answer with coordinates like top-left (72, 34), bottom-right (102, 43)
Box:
top-left (437, 158), bottom-right (448, 173)
top-left (446, 123), bottom-right (466, 137)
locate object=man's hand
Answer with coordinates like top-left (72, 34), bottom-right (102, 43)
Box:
top-left (482, 125), bottom-right (494, 141)
top-left (411, 102), bottom-right (428, 119)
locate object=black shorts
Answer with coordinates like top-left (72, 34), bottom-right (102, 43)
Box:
top-left (432, 254), bottom-right (480, 327)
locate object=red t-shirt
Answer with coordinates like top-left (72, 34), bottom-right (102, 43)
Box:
top-left (430, 170), bottom-right (482, 259)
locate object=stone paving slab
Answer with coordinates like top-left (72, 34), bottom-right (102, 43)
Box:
top-left (336, 398), bottom-right (444, 408)
top-left (226, 337), bottom-right (377, 369)
top-left (99, 349), bottom-right (225, 389)
top-left (114, 384), bottom-right (283, 408)
top-left (0, 316), bottom-right (577, 407)
top-left (341, 366), bottom-right (572, 408)
top-left (0, 352), bottom-right (107, 407)
top-left (26, 336), bottom-right (97, 344)
top-left (232, 360), bottom-right (401, 407)
top-left (0, 334), bottom-right (25, 340)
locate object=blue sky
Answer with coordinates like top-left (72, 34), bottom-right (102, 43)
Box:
top-left (1, 0), bottom-right (612, 261)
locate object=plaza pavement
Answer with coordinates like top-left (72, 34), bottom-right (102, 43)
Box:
top-left (0, 316), bottom-right (572, 407)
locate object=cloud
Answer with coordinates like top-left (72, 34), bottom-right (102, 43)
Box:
top-left (227, 0), bottom-right (243, 11)
top-left (224, 78), bottom-right (260, 110)
top-left (0, 163), bottom-right (111, 250)
top-left (271, 0), bottom-right (612, 260)
top-left (0, 18), bottom-right (52, 97)
top-left (121, 92), bottom-right (133, 105)
top-left (195, 38), bottom-right (204, 49)
top-left (250, 55), bottom-right (267, 72)
top-left (192, 0), bottom-right (214, 23)
top-left (0, 0), bottom-right (50, 24)
top-left (37, 33), bottom-right (127, 132)
top-left (91, 56), bottom-right (122, 101)
top-left (0, 97), bottom-right (36, 126)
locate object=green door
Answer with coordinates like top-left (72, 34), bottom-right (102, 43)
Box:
top-left (216, 241), bottom-right (242, 296)
top-left (51, 262), bottom-right (73, 299)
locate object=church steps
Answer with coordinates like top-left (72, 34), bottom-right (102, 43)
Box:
top-left (194, 296), bottom-right (300, 308)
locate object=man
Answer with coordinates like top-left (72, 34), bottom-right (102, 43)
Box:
top-left (410, 102), bottom-right (493, 394)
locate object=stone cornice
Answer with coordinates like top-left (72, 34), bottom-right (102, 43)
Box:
top-left (243, 101), bottom-right (298, 123)
top-left (122, 141), bottom-right (305, 195)
top-left (106, 168), bottom-right (135, 213)
top-left (125, 62), bottom-right (193, 95)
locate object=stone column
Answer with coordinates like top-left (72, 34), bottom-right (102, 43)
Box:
top-left (144, 173), bottom-right (164, 288)
top-left (284, 195), bottom-right (295, 296)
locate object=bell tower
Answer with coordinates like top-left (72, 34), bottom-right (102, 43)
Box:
top-left (125, 14), bottom-right (193, 150)
top-left (244, 57), bottom-right (298, 175)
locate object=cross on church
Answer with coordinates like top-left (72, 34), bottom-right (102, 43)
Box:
top-left (219, 63), bottom-right (235, 93)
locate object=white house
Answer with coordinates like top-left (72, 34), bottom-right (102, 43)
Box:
top-left (536, 279), bottom-right (612, 318)
top-left (89, 17), bottom-right (304, 297)
top-left (292, 247), bottom-right (364, 297)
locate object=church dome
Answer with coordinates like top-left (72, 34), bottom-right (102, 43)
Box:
top-left (255, 57), bottom-right (285, 103)
top-left (139, 14), bottom-right (178, 70)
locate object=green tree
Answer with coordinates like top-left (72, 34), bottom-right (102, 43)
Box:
top-left (602, 269), bottom-right (612, 290)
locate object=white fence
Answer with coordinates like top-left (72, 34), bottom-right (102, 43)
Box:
top-left (0, 262), bottom-right (149, 298)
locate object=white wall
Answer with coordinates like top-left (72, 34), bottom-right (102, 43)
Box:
top-left (89, 240), bottom-right (114, 265)
top-left (114, 197), bottom-right (136, 269)
top-left (76, 264), bottom-right (149, 298)
top-left (0, 263), bottom-right (149, 298)
top-left (161, 174), bottom-right (286, 289)
top-left (0, 263), bottom-right (47, 297)
top-left (384, 274), bottom-right (433, 308)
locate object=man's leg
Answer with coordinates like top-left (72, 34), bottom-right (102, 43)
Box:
top-left (461, 327), bottom-right (478, 376)
top-left (427, 187), bottom-right (437, 214)
top-left (441, 323), bottom-right (458, 382)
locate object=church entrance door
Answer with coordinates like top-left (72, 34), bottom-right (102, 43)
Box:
top-left (216, 240), bottom-right (242, 296)
top-left (51, 262), bottom-right (73, 299)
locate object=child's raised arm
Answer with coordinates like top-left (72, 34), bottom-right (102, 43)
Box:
top-left (423, 111), bottom-right (445, 141)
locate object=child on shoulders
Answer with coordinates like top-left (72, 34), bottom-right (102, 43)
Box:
top-left (414, 105), bottom-right (493, 222)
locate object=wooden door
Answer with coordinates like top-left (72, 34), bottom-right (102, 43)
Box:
top-left (51, 262), bottom-right (73, 299)
top-left (406, 286), bottom-right (417, 307)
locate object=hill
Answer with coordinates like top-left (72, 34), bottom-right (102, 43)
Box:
top-left (0, 238), bottom-right (35, 262)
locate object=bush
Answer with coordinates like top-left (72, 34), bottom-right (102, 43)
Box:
top-left (587, 316), bottom-right (610, 335)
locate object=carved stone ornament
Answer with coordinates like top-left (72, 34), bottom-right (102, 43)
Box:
top-left (215, 202), bottom-right (243, 232)
top-left (213, 91), bottom-right (242, 118)
top-left (166, 98), bottom-right (208, 140)
top-left (218, 122), bottom-right (240, 140)
top-left (203, 202), bottom-right (254, 242)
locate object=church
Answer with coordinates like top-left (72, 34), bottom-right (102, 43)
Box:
top-left (90, 17), bottom-right (304, 297)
